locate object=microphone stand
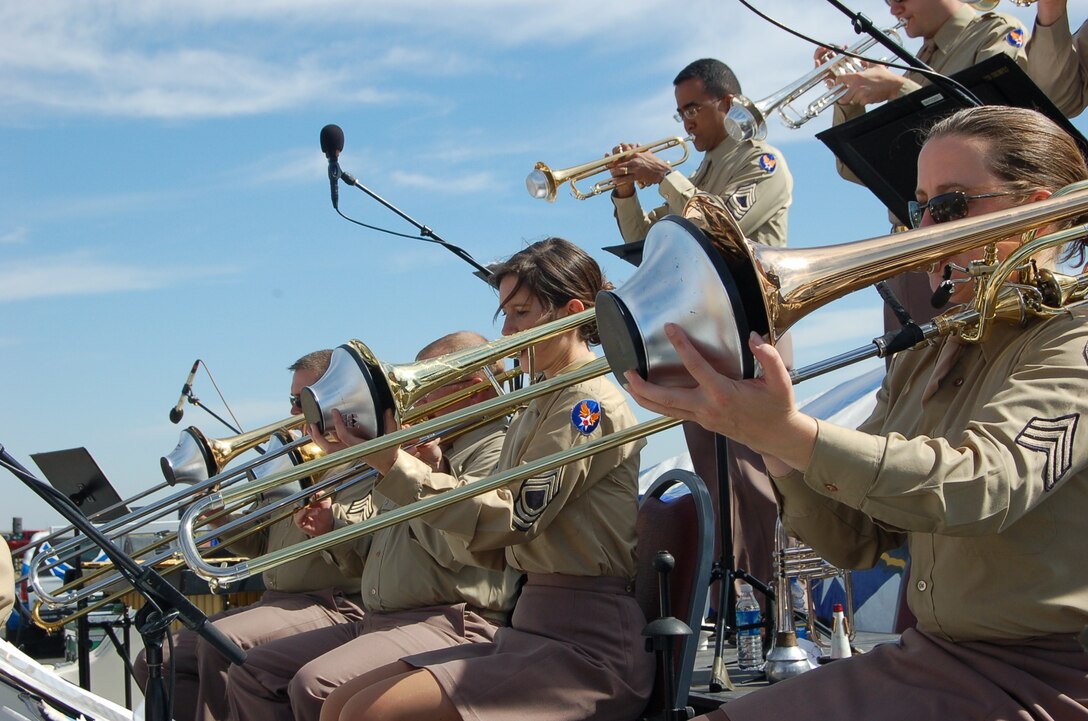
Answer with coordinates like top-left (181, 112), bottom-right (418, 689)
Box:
top-left (824, 0), bottom-right (982, 108)
top-left (0, 444), bottom-right (246, 721)
top-left (337, 169), bottom-right (495, 282)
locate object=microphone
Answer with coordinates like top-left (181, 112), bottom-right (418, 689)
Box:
top-left (930, 264), bottom-right (956, 309)
top-left (320, 124), bottom-right (345, 210)
top-left (169, 360), bottom-right (200, 424)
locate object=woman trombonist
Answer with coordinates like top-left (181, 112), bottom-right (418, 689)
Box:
top-left (318, 237), bottom-right (654, 721)
top-left (628, 105), bottom-right (1088, 720)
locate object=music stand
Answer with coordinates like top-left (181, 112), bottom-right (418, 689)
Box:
top-left (817, 54), bottom-right (1088, 226)
top-left (31, 448), bottom-right (130, 522)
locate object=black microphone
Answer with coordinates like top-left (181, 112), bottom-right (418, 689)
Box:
top-left (169, 360), bottom-right (200, 424)
top-left (930, 264), bottom-right (956, 309)
top-left (320, 124), bottom-right (345, 210)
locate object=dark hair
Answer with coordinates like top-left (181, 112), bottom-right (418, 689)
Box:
top-left (287, 349), bottom-right (333, 374)
top-left (490, 237), bottom-right (612, 345)
top-left (673, 58), bottom-right (741, 97)
top-left (924, 106), bottom-right (1088, 264)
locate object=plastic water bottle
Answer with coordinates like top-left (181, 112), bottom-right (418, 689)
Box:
top-left (830, 602), bottom-right (852, 659)
top-left (790, 578), bottom-right (808, 640)
top-left (735, 583), bottom-right (764, 670)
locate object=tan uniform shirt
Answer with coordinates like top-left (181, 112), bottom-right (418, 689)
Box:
top-left (775, 310), bottom-right (1088, 642)
top-left (834, 5), bottom-right (1029, 185)
top-left (378, 358), bottom-right (644, 580)
top-left (326, 420), bottom-right (520, 619)
top-left (1027, 13), bottom-right (1088, 117)
top-left (227, 467), bottom-right (375, 594)
top-left (612, 135), bottom-right (792, 249)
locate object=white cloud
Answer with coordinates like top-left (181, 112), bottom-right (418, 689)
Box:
top-left (390, 170), bottom-right (496, 194)
top-left (0, 251), bottom-right (237, 302)
top-left (0, 227), bottom-right (28, 245)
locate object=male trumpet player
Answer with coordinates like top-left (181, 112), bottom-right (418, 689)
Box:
top-left (607, 57), bottom-right (794, 610)
top-left (1026, 0), bottom-right (1088, 117)
top-left (829, 0), bottom-right (1028, 328)
top-left (226, 331), bottom-right (519, 721)
top-left (134, 350), bottom-right (374, 721)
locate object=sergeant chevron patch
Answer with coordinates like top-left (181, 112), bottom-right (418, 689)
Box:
top-left (727, 183), bottom-right (757, 219)
top-left (513, 472), bottom-right (561, 530)
top-left (1015, 414), bottom-right (1079, 491)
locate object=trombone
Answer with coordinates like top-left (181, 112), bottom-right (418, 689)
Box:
top-left (526, 135), bottom-right (692, 202)
top-left (176, 183), bottom-right (1088, 585)
top-left (29, 367), bottom-right (520, 623)
top-left (724, 20), bottom-right (906, 142)
top-left (25, 416), bottom-right (309, 602)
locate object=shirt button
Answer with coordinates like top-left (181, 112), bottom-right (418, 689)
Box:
top-left (823, 483), bottom-right (839, 493)
top-left (916, 580), bottom-right (928, 592)
top-left (953, 378), bottom-right (964, 387)
top-left (370, 588), bottom-right (378, 596)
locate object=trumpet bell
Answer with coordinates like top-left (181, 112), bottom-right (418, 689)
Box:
top-left (526, 163), bottom-right (559, 202)
top-left (596, 215), bottom-right (755, 387)
top-left (724, 95), bottom-right (769, 144)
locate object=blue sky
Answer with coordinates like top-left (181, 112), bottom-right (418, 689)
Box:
top-left (3, 0), bottom-right (1087, 527)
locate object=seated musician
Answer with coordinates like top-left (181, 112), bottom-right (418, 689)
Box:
top-left (318, 237), bottom-right (653, 721)
top-left (625, 105), bottom-right (1088, 720)
top-left (133, 350), bottom-right (373, 721)
top-left (225, 331), bottom-right (518, 721)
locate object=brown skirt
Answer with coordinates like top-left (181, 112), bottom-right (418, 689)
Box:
top-left (403, 574), bottom-right (655, 721)
top-left (717, 627), bottom-right (1088, 721)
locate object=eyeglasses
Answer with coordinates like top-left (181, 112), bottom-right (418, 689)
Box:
top-left (674, 101), bottom-right (715, 123)
top-left (907, 190), bottom-right (1019, 229)
top-left (884, 0), bottom-right (907, 5)
top-left (289, 393), bottom-right (302, 410)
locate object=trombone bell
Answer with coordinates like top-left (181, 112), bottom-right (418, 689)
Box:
top-left (596, 214), bottom-right (754, 388)
top-left (161, 427), bottom-right (216, 485)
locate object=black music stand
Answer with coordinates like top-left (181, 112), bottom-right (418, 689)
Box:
top-left (817, 54), bottom-right (1088, 226)
top-left (31, 448), bottom-right (130, 522)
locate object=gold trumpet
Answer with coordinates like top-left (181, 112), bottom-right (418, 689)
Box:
top-left (526, 135), bottom-right (692, 202)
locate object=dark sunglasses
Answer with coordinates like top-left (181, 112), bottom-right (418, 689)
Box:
top-left (907, 190), bottom-right (1018, 229)
top-left (289, 393), bottom-right (302, 409)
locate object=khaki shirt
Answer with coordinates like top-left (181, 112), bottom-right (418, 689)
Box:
top-left (775, 310), bottom-right (1088, 642)
top-left (833, 4), bottom-right (1029, 185)
top-left (378, 358), bottom-right (644, 580)
top-left (326, 420), bottom-right (520, 619)
top-left (227, 466), bottom-right (375, 594)
top-left (1026, 13), bottom-right (1088, 117)
top-left (612, 135), bottom-right (792, 249)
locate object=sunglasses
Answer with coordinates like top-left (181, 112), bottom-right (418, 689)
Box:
top-left (907, 190), bottom-right (1018, 229)
top-left (289, 393), bottom-right (302, 409)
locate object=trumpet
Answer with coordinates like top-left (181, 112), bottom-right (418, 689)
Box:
top-left (966, 0), bottom-right (1036, 9)
top-left (526, 135), bottom-right (692, 202)
top-left (725, 19), bottom-right (906, 142)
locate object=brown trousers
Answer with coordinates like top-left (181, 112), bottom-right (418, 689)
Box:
top-left (703, 628), bottom-right (1088, 721)
top-left (226, 604), bottom-right (499, 721)
top-left (132, 589), bottom-right (364, 721)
